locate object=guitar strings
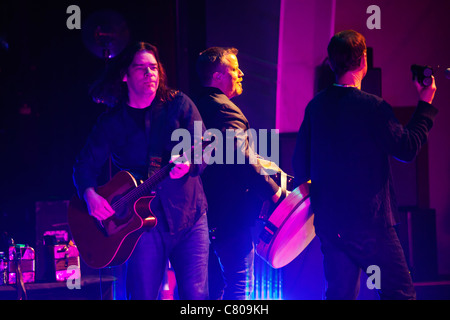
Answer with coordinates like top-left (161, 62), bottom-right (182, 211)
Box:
top-left (111, 163), bottom-right (174, 212)
top-left (111, 145), bottom-right (198, 213)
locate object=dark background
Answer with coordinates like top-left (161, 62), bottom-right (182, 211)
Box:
top-left (0, 0), bottom-right (209, 246)
top-left (0, 0), bottom-right (282, 248)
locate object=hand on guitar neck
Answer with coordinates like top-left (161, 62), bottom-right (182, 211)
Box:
top-left (169, 154), bottom-right (191, 179)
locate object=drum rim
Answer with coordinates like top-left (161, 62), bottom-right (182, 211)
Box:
top-left (266, 192), bottom-right (311, 259)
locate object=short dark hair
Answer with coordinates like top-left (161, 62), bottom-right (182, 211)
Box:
top-left (196, 47), bottom-right (238, 86)
top-left (327, 30), bottom-right (366, 79)
top-left (90, 41), bottom-right (176, 107)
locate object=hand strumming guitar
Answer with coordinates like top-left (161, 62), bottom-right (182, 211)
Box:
top-left (83, 187), bottom-right (115, 221)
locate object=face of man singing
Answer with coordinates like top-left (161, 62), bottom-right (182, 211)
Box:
top-left (216, 54), bottom-right (244, 99)
top-left (123, 50), bottom-right (160, 105)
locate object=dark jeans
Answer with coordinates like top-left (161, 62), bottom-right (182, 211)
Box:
top-left (318, 226), bottom-right (416, 300)
top-left (126, 213), bottom-right (209, 300)
top-left (209, 227), bottom-right (255, 300)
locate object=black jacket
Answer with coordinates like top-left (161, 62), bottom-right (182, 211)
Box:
top-left (292, 86), bottom-right (438, 235)
top-left (195, 87), bottom-right (279, 231)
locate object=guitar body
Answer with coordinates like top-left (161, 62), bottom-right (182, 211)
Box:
top-left (67, 171), bottom-right (157, 269)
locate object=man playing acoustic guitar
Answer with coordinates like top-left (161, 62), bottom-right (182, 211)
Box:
top-left (73, 42), bottom-right (209, 300)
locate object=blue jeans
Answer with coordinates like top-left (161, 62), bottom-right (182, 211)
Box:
top-left (209, 227), bottom-right (255, 300)
top-left (126, 213), bottom-right (209, 300)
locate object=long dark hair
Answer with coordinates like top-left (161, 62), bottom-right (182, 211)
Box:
top-left (90, 41), bottom-right (177, 107)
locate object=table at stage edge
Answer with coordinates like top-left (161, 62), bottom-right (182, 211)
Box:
top-left (0, 275), bottom-right (116, 300)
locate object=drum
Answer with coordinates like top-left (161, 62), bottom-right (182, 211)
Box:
top-left (256, 181), bottom-right (315, 269)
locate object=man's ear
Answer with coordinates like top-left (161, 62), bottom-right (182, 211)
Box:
top-left (212, 71), bottom-right (222, 82)
top-left (358, 51), bottom-right (367, 70)
top-left (122, 73), bottom-right (128, 82)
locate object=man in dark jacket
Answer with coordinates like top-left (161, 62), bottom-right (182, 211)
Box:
top-left (292, 30), bottom-right (437, 299)
top-left (73, 42), bottom-right (209, 299)
top-left (195, 47), bottom-right (281, 299)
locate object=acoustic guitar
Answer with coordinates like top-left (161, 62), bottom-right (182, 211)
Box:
top-left (67, 160), bottom-right (176, 269)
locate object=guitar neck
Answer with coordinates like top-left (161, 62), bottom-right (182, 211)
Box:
top-left (112, 162), bottom-right (175, 211)
top-left (138, 162), bottom-right (175, 196)
top-left (112, 140), bottom-right (206, 211)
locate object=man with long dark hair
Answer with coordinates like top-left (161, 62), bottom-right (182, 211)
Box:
top-left (73, 42), bottom-right (209, 299)
top-left (292, 30), bottom-right (437, 299)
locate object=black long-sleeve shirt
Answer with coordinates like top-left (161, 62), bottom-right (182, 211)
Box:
top-left (73, 92), bottom-right (208, 234)
top-left (292, 86), bottom-right (438, 235)
top-left (195, 87), bottom-right (279, 231)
